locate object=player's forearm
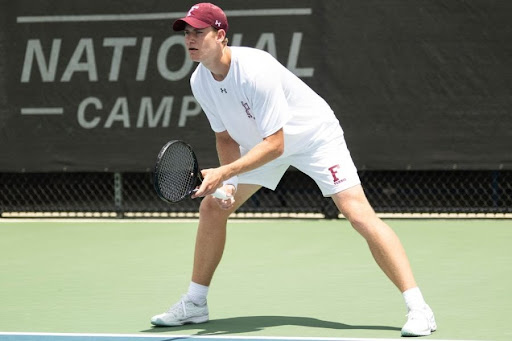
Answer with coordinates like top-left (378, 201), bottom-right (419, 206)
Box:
top-left (220, 129), bottom-right (284, 180)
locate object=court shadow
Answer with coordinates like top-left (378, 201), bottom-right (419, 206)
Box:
top-left (140, 315), bottom-right (400, 335)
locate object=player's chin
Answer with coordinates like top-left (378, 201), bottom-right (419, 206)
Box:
top-left (188, 50), bottom-right (201, 62)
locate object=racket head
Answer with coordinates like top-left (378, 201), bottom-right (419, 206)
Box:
top-left (154, 140), bottom-right (200, 203)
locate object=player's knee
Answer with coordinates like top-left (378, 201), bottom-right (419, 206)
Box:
top-left (346, 212), bottom-right (367, 232)
top-left (351, 215), bottom-right (390, 244)
top-left (199, 195), bottom-right (234, 218)
top-left (199, 196), bottom-right (218, 213)
top-left (343, 203), bottom-right (379, 234)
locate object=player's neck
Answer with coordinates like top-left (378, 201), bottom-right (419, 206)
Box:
top-left (207, 46), bottom-right (231, 82)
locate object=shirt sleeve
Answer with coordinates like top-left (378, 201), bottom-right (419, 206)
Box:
top-left (248, 62), bottom-right (291, 138)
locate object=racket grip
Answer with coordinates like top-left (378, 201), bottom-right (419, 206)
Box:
top-left (212, 188), bottom-right (232, 200)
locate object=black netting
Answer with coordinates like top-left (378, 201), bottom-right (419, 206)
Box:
top-left (1, 170), bottom-right (510, 218)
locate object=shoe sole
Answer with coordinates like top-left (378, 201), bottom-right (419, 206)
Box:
top-left (401, 330), bottom-right (431, 337)
top-left (151, 315), bottom-right (209, 327)
top-left (401, 327), bottom-right (436, 337)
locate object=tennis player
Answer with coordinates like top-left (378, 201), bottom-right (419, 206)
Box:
top-left (151, 3), bottom-right (437, 337)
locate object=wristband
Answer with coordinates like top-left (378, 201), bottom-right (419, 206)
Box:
top-left (223, 176), bottom-right (238, 191)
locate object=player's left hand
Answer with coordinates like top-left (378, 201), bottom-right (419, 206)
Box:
top-left (214, 184), bottom-right (236, 210)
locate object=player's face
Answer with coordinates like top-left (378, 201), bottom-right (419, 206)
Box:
top-left (183, 25), bottom-right (221, 62)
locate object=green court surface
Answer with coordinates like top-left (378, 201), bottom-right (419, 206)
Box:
top-left (0, 219), bottom-right (510, 340)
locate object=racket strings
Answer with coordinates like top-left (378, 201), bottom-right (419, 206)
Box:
top-left (157, 144), bottom-right (197, 202)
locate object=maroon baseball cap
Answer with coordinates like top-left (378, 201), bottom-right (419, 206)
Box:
top-left (173, 3), bottom-right (229, 32)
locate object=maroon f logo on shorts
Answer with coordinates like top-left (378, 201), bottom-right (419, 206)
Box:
top-left (328, 165), bottom-right (341, 183)
top-left (329, 165), bottom-right (347, 185)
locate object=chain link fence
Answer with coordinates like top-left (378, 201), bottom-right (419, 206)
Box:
top-left (0, 170), bottom-right (511, 218)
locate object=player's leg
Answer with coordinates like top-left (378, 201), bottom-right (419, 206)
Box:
top-left (331, 186), bottom-right (436, 336)
top-left (151, 156), bottom-right (288, 327)
top-left (191, 184), bottom-right (261, 286)
top-left (150, 183), bottom-right (261, 327)
top-left (187, 157), bottom-right (288, 293)
top-left (332, 185), bottom-right (416, 292)
top-left (151, 156), bottom-right (290, 327)
top-left (293, 127), bottom-right (436, 336)
top-left (295, 130), bottom-right (423, 296)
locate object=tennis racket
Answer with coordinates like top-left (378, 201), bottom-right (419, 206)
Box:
top-left (154, 140), bottom-right (231, 203)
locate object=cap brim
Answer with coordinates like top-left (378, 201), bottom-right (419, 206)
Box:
top-left (172, 17), bottom-right (211, 31)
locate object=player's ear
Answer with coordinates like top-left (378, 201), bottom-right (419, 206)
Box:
top-left (217, 29), bottom-right (227, 42)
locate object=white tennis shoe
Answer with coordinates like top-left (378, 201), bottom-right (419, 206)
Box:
top-left (151, 295), bottom-right (209, 326)
top-left (401, 305), bottom-right (437, 337)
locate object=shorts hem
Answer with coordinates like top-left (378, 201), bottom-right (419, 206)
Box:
top-left (321, 180), bottom-right (361, 197)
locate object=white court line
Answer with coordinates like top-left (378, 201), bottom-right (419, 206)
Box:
top-left (0, 218), bottom-right (318, 224)
top-left (0, 332), bottom-right (481, 341)
top-left (16, 8), bottom-right (312, 23)
top-left (2, 212), bottom-right (510, 222)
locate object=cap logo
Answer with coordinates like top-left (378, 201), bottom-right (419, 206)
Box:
top-left (187, 5), bottom-right (200, 17)
top-left (215, 20), bottom-right (221, 27)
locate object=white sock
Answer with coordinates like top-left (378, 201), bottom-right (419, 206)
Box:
top-left (186, 281), bottom-right (209, 306)
top-left (402, 287), bottom-right (427, 311)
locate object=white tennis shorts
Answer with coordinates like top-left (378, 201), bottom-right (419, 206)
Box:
top-left (239, 128), bottom-right (361, 197)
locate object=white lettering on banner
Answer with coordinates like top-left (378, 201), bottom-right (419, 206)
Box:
top-left (178, 96), bottom-right (202, 127)
top-left (78, 97), bottom-right (102, 128)
top-left (230, 33), bottom-right (243, 47)
top-left (20, 36), bottom-right (192, 83)
top-left (103, 37), bottom-right (137, 81)
top-left (136, 37), bottom-right (152, 81)
top-left (232, 32), bottom-right (313, 77)
top-left (287, 33), bottom-right (314, 77)
top-left (61, 38), bottom-right (98, 82)
top-left (77, 96), bottom-right (185, 129)
top-left (255, 33), bottom-right (277, 58)
top-left (105, 97), bottom-right (131, 128)
top-left (157, 36), bottom-right (193, 81)
top-left (21, 33), bottom-right (313, 83)
top-left (137, 96), bottom-right (173, 128)
top-left (19, 32), bottom-right (315, 128)
top-left (21, 39), bottom-right (61, 82)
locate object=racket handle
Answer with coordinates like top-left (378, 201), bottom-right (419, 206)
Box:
top-left (212, 188), bottom-right (232, 200)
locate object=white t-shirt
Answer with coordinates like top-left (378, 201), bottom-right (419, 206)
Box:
top-left (190, 46), bottom-right (342, 156)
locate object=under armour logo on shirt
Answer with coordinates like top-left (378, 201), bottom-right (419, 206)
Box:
top-left (220, 88), bottom-right (227, 93)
